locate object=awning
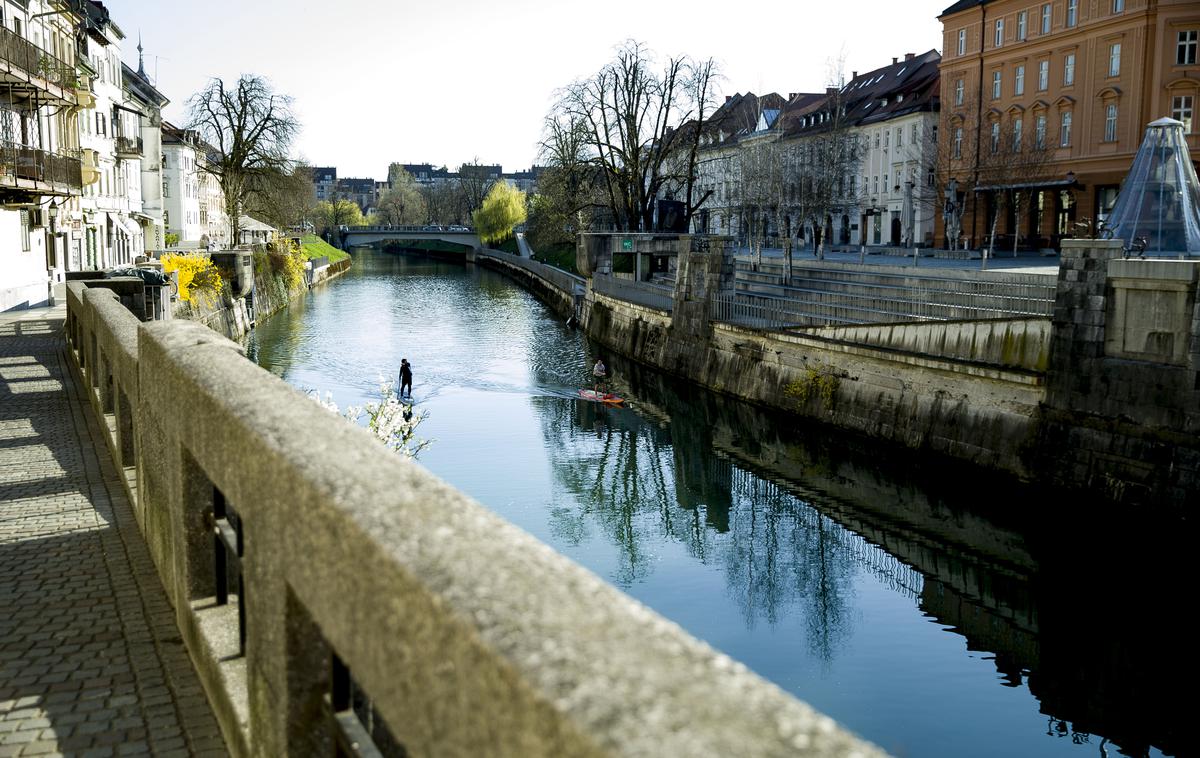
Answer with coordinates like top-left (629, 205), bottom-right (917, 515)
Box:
top-left (974, 178), bottom-right (1078, 192)
top-left (114, 214), bottom-right (142, 238)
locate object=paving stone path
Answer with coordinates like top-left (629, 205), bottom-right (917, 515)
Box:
top-left (0, 307), bottom-right (226, 757)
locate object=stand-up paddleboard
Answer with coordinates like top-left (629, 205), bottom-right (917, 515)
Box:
top-left (578, 389), bottom-right (625, 405)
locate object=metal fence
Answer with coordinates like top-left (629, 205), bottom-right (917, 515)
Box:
top-left (1, 142), bottom-right (83, 190)
top-left (710, 292), bottom-right (815, 328)
top-left (0, 25), bottom-right (76, 89)
top-left (733, 260), bottom-right (1057, 325)
top-left (592, 274), bottom-right (675, 313)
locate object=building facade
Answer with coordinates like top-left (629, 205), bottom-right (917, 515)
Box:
top-left (123, 59), bottom-right (169, 253)
top-left (1, 0), bottom-right (84, 310)
top-left (938, 0), bottom-right (1200, 250)
top-left (162, 122), bottom-right (202, 243)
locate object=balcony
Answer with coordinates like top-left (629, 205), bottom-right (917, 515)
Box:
top-left (1, 142), bottom-right (84, 201)
top-left (116, 135), bottom-right (144, 158)
top-left (0, 24), bottom-right (77, 105)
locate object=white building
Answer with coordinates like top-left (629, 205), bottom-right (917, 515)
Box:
top-left (123, 53), bottom-right (169, 253)
top-left (1, 0), bottom-right (85, 310)
top-left (162, 121), bottom-right (202, 244)
top-left (75, 2), bottom-right (143, 269)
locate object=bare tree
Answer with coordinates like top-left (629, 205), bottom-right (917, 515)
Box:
top-left (977, 118), bottom-right (1057, 262)
top-left (535, 112), bottom-right (602, 242)
top-left (794, 77), bottom-right (863, 260)
top-left (375, 168), bottom-right (427, 225)
top-left (556, 40), bottom-right (713, 231)
top-left (187, 75), bottom-right (299, 245)
top-left (244, 161), bottom-right (315, 232)
top-left (457, 160), bottom-right (495, 217)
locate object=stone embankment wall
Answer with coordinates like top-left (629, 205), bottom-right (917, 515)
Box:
top-left (180, 256), bottom-right (351, 340)
top-left (64, 280), bottom-right (881, 757)
top-left (580, 242), bottom-right (1047, 478)
top-left (488, 235), bottom-right (1199, 505)
top-left (1036, 239), bottom-right (1200, 508)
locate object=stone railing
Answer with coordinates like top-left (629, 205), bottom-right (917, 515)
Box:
top-left (64, 282), bottom-right (882, 757)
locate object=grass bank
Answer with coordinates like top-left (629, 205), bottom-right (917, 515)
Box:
top-left (300, 234), bottom-right (350, 263)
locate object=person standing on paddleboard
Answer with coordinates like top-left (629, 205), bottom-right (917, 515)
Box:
top-left (399, 358), bottom-right (413, 398)
top-left (592, 357), bottom-right (607, 395)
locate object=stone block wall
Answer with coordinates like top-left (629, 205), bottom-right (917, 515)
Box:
top-left (1039, 239), bottom-right (1200, 507)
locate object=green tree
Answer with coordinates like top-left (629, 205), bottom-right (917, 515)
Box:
top-left (472, 182), bottom-right (527, 245)
top-left (312, 199), bottom-right (363, 234)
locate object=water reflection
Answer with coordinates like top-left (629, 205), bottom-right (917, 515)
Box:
top-left (247, 247), bottom-right (1186, 757)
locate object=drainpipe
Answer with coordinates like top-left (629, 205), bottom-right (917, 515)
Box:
top-left (972, 2), bottom-right (988, 251)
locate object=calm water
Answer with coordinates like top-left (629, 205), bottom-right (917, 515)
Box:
top-left (246, 248), bottom-right (1185, 757)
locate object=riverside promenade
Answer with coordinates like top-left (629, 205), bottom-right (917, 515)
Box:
top-left (0, 306), bottom-right (225, 757)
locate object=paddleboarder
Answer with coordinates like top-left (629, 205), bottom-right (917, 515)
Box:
top-left (592, 356), bottom-right (607, 395)
top-left (399, 358), bottom-right (413, 398)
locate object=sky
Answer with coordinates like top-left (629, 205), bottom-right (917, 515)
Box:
top-left (100, 0), bottom-right (949, 180)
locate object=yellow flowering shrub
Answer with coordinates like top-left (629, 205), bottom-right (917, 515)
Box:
top-left (162, 253), bottom-right (224, 305)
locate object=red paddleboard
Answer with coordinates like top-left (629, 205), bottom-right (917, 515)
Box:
top-left (578, 389), bottom-right (625, 405)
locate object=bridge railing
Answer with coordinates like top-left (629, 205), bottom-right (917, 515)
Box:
top-left (343, 225), bottom-right (476, 233)
top-left (63, 290), bottom-right (880, 757)
top-left (592, 273), bottom-right (675, 313)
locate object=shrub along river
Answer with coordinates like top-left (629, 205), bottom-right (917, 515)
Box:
top-left (245, 247), bottom-right (1183, 757)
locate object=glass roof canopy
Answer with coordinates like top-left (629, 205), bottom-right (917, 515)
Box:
top-left (1106, 118), bottom-right (1200, 258)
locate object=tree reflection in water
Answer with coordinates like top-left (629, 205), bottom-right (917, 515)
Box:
top-left (537, 394), bottom-right (933, 663)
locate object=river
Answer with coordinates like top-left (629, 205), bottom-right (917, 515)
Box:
top-left (245, 247), bottom-right (1184, 757)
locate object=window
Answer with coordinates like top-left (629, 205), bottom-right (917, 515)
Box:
top-left (1104, 104), bottom-right (1118, 141)
top-left (1060, 111), bottom-right (1073, 146)
top-left (1013, 118), bottom-right (1024, 151)
top-left (873, 175), bottom-right (879, 193)
top-left (884, 130), bottom-right (890, 148)
top-left (1173, 95), bottom-right (1194, 133)
top-left (993, 70), bottom-right (1002, 99)
top-left (896, 127), bottom-right (903, 147)
top-left (1179, 31), bottom-right (1198, 65)
top-left (995, 19), bottom-right (1005, 47)
top-left (912, 123), bottom-right (919, 143)
top-left (1035, 114), bottom-right (1047, 148)
top-left (1042, 3), bottom-right (1052, 34)
top-left (874, 131), bottom-right (880, 148)
top-left (991, 122), bottom-right (1001, 153)
top-left (1067, 0), bottom-right (1077, 27)
top-left (20, 210), bottom-right (30, 251)
top-left (96, 112), bottom-right (106, 136)
top-left (1064, 52), bottom-right (1076, 85)
top-left (954, 127), bottom-right (963, 158)
top-left (1015, 64), bottom-right (1025, 95)
top-left (955, 78), bottom-right (964, 105)
top-left (1109, 43), bottom-right (1121, 76)
top-left (958, 29), bottom-right (967, 56)
top-left (1113, 0), bottom-right (1123, 11)
top-left (1018, 11), bottom-right (1027, 40)
top-left (1038, 60), bottom-right (1049, 90)
top-left (883, 174), bottom-right (889, 194)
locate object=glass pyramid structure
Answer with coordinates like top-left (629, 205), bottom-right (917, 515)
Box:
top-left (1105, 118), bottom-right (1200, 257)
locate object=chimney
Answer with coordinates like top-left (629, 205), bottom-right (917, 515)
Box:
top-left (905, 52), bottom-right (915, 61)
top-left (789, 92), bottom-right (797, 100)
top-left (826, 87), bottom-right (838, 96)
top-left (852, 71), bottom-right (858, 79)
top-left (725, 95), bottom-right (732, 103)
top-left (892, 57), bottom-right (898, 65)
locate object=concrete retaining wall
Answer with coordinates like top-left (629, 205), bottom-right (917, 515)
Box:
top-left (63, 282), bottom-right (880, 757)
top-left (584, 291), bottom-right (1043, 477)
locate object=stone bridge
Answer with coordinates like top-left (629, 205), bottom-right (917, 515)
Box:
top-left (337, 225), bottom-right (481, 250)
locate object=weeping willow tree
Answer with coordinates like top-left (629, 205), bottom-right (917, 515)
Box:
top-left (473, 182), bottom-right (527, 245)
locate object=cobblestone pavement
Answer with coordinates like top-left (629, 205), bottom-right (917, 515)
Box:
top-left (0, 307), bottom-right (226, 757)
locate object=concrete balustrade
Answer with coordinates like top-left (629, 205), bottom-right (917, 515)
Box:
top-left (64, 283), bottom-right (882, 756)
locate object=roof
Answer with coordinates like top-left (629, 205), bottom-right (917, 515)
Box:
top-left (122, 63), bottom-right (169, 108)
top-left (939, 0), bottom-right (987, 18)
top-left (782, 50), bottom-right (942, 137)
top-left (239, 216), bottom-right (276, 233)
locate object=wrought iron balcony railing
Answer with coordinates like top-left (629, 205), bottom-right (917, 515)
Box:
top-left (1, 142), bottom-right (84, 193)
top-left (0, 24), bottom-right (77, 90)
top-left (115, 135), bottom-right (144, 157)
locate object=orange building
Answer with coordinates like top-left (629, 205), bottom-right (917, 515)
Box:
top-left (937, 0), bottom-right (1200, 250)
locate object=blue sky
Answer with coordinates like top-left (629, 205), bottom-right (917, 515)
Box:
top-left (104, 0), bottom-right (948, 179)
